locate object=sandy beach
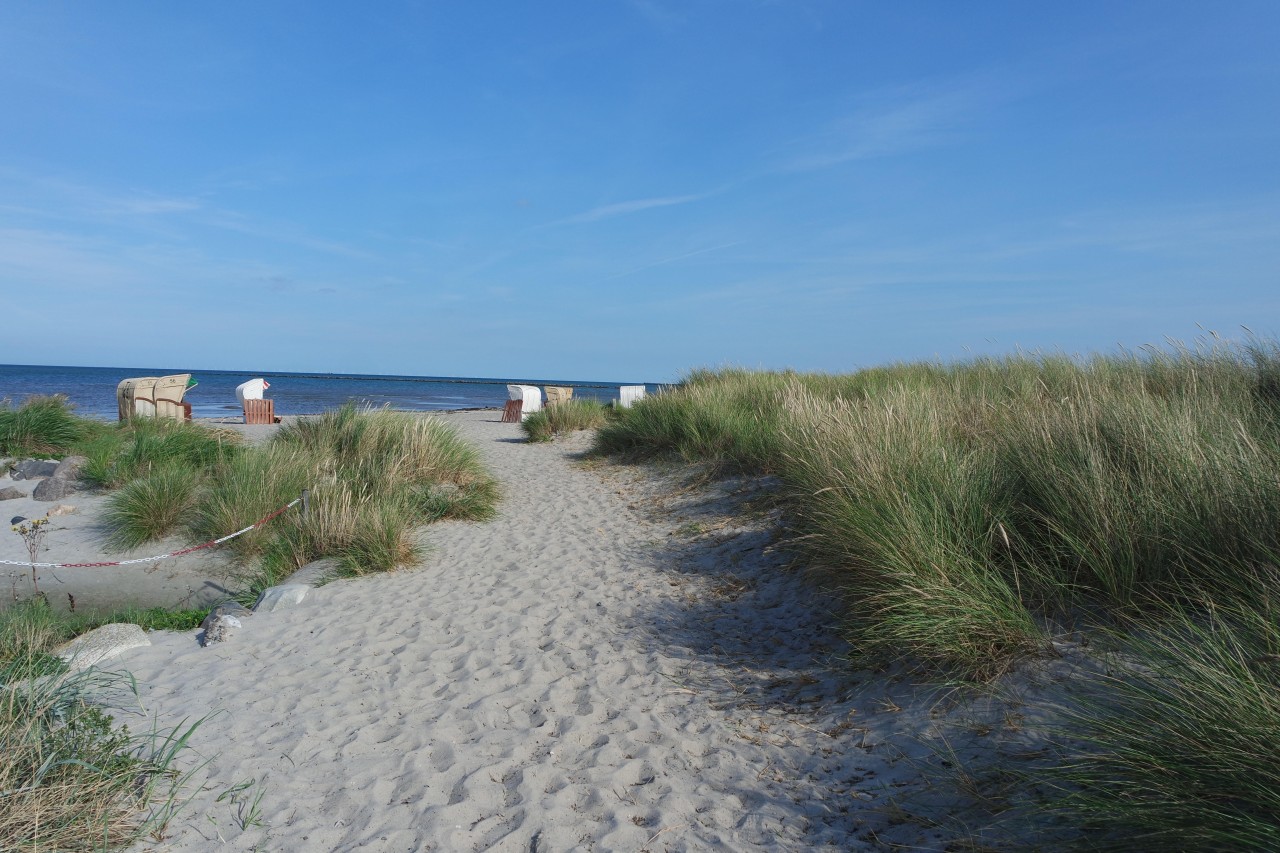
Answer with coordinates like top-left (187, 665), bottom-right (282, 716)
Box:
top-left (72, 409), bottom-right (985, 851)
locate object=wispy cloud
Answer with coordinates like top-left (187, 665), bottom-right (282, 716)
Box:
top-left (785, 74), bottom-right (1019, 171)
top-left (95, 194), bottom-right (203, 216)
top-left (0, 170), bottom-right (204, 222)
top-left (587, 240), bottom-right (744, 285)
top-left (556, 191), bottom-right (714, 225)
top-left (623, 0), bottom-right (685, 28)
top-left (0, 170), bottom-right (376, 261)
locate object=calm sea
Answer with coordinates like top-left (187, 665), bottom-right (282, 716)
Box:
top-left (0, 364), bottom-right (658, 421)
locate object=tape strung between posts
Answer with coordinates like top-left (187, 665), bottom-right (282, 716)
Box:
top-left (1, 497), bottom-right (303, 569)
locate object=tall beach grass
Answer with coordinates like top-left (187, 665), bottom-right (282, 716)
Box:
top-left (0, 599), bottom-right (203, 849)
top-left (0, 395), bottom-right (103, 458)
top-left (593, 339), bottom-right (1280, 845)
top-left (90, 405), bottom-right (499, 593)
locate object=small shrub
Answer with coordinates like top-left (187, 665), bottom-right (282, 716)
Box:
top-left (413, 478), bottom-right (501, 522)
top-left (188, 444), bottom-right (316, 558)
top-left (522, 399), bottom-right (609, 442)
top-left (103, 464), bottom-right (200, 550)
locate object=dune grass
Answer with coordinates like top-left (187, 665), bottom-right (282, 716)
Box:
top-left (83, 405), bottom-right (497, 589)
top-left (593, 339), bottom-right (1280, 845)
top-left (1029, 593), bottom-right (1280, 851)
top-left (0, 395), bottom-right (103, 458)
top-left (4, 402), bottom-right (497, 606)
top-left (595, 341), bottom-right (1280, 668)
top-left (0, 599), bottom-right (203, 849)
top-left (103, 465), bottom-right (202, 550)
top-left (82, 418), bottom-right (240, 489)
top-left (255, 405), bottom-right (498, 577)
top-left (186, 443), bottom-right (317, 559)
top-left (521, 399), bottom-right (612, 442)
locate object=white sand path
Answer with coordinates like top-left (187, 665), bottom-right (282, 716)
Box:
top-left (117, 410), bottom-right (958, 852)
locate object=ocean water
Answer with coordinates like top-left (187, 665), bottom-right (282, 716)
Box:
top-left (0, 364), bottom-right (657, 421)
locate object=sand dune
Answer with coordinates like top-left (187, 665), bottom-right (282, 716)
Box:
top-left (114, 410), bottom-right (965, 851)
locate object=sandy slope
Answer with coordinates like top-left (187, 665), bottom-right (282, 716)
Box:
top-left (112, 410), bottom-right (975, 852)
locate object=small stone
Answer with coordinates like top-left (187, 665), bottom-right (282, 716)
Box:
top-left (200, 613), bottom-right (242, 646)
top-left (44, 504), bottom-right (76, 517)
top-left (0, 487), bottom-right (25, 501)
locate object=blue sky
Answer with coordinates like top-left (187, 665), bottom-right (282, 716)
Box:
top-left (1, 1), bottom-right (1277, 382)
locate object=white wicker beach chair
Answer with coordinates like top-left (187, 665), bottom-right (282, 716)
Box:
top-left (517, 385), bottom-right (542, 419)
top-left (235, 378), bottom-right (270, 405)
top-left (619, 385), bottom-right (646, 408)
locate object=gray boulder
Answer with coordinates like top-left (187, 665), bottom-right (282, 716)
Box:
top-left (11, 460), bottom-right (58, 480)
top-left (0, 487), bottom-right (25, 501)
top-left (51, 455), bottom-right (87, 480)
top-left (254, 584), bottom-right (310, 613)
top-left (32, 455), bottom-right (89, 502)
top-left (33, 477), bottom-right (76, 501)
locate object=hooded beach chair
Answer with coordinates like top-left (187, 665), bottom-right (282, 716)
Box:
top-left (502, 385), bottom-right (524, 422)
top-left (116, 378), bottom-right (140, 421)
top-left (235, 378), bottom-right (270, 405)
top-left (518, 385), bottom-right (542, 419)
top-left (619, 385), bottom-right (646, 408)
top-left (236, 378), bottom-right (278, 424)
top-left (544, 386), bottom-right (574, 406)
top-left (502, 384), bottom-right (543, 422)
top-left (153, 374), bottom-right (194, 421)
top-left (129, 377), bottom-right (159, 418)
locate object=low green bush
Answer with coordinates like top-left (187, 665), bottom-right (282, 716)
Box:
top-left (522, 399), bottom-right (610, 442)
top-left (103, 464), bottom-right (201, 550)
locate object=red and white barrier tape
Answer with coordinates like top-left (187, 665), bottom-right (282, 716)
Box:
top-left (2, 497), bottom-right (302, 569)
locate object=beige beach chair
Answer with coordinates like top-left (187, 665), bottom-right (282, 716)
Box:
top-left (619, 385), bottom-right (646, 408)
top-left (153, 374), bottom-right (193, 421)
top-left (115, 377), bottom-right (161, 419)
top-left (116, 379), bottom-right (136, 421)
top-left (133, 377), bottom-right (158, 418)
top-left (544, 386), bottom-right (574, 407)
